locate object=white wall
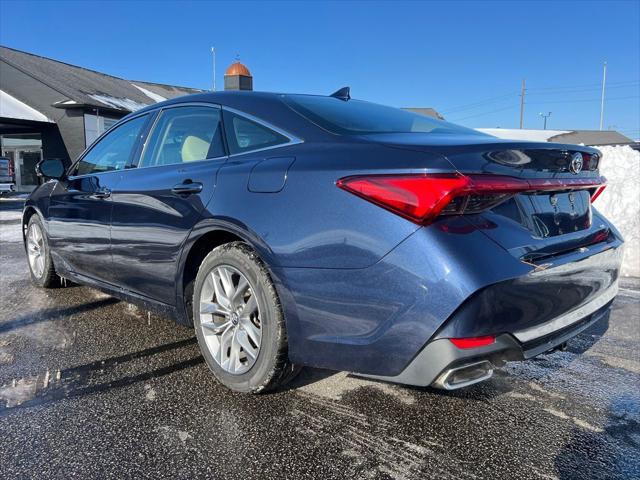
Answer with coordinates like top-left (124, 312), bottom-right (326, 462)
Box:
top-left (593, 145), bottom-right (640, 278)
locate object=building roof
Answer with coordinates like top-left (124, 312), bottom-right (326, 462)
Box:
top-left (476, 127), bottom-right (634, 146)
top-left (0, 45), bottom-right (202, 114)
top-left (547, 130), bottom-right (634, 146)
top-left (402, 107), bottom-right (445, 120)
top-left (225, 61), bottom-right (251, 77)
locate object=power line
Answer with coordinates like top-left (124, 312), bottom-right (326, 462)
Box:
top-left (527, 95), bottom-right (639, 105)
top-left (527, 80), bottom-right (639, 92)
top-left (440, 92), bottom-right (516, 114)
top-left (449, 105), bottom-right (516, 122)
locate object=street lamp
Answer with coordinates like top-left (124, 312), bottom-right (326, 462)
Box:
top-left (539, 112), bottom-right (552, 130)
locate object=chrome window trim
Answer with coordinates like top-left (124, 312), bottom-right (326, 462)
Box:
top-left (221, 105), bottom-right (304, 157)
top-left (136, 103), bottom-right (227, 170)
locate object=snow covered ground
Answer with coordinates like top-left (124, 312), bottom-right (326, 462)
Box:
top-left (594, 145), bottom-right (640, 278)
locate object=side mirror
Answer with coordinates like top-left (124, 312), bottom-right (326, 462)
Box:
top-left (36, 158), bottom-right (66, 180)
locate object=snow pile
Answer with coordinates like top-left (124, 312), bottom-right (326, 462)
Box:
top-left (476, 128), bottom-right (570, 142)
top-left (131, 84), bottom-right (167, 103)
top-left (88, 93), bottom-right (148, 112)
top-left (593, 145), bottom-right (640, 278)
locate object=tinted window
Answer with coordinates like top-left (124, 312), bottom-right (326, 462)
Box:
top-left (140, 106), bottom-right (225, 168)
top-left (75, 115), bottom-right (148, 176)
top-left (284, 95), bottom-right (483, 136)
top-left (223, 110), bottom-right (289, 155)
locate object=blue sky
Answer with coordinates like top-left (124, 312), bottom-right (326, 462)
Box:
top-left (1, 0), bottom-right (638, 137)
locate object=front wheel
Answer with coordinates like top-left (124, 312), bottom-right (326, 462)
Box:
top-left (193, 242), bottom-right (299, 393)
top-left (25, 215), bottom-right (58, 288)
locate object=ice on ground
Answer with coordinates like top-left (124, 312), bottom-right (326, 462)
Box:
top-left (131, 84), bottom-right (167, 103)
top-left (0, 222), bottom-right (23, 243)
top-left (594, 145), bottom-right (640, 278)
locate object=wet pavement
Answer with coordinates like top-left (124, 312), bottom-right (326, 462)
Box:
top-left (1, 201), bottom-right (639, 480)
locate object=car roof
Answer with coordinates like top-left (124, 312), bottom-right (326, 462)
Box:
top-left (126, 91), bottom-right (334, 142)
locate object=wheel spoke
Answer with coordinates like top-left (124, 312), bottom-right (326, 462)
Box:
top-left (231, 276), bottom-right (249, 304)
top-left (201, 320), bottom-right (231, 335)
top-left (200, 301), bottom-right (228, 316)
top-left (219, 326), bottom-right (234, 368)
top-left (218, 267), bottom-right (235, 300)
top-left (228, 333), bottom-right (241, 372)
top-left (242, 318), bottom-right (262, 346)
top-left (236, 329), bottom-right (258, 359)
top-left (36, 255), bottom-right (44, 276)
top-left (241, 294), bottom-right (257, 319)
top-left (211, 271), bottom-right (231, 310)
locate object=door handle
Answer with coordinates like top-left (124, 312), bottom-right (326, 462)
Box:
top-left (171, 181), bottom-right (203, 195)
top-left (93, 187), bottom-right (111, 199)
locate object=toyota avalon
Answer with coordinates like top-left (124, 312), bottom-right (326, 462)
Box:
top-left (23, 88), bottom-right (622, 392)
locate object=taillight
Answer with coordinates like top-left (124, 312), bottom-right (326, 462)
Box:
top-left (8, 159), bottom-right (14, 177)
top-left (449, 336), bottom-right (496, 349)
top-left (337, 173), bottom-right (606, 225)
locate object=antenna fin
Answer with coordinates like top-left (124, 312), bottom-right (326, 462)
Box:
top-left (330, 86), bottom-right (350, 101)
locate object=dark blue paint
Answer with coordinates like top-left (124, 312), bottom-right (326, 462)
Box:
top-left (24, 91), bottom-right (623, 377)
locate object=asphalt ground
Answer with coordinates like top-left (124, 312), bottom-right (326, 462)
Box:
top-left (1, 198), bottom-right (638, 480)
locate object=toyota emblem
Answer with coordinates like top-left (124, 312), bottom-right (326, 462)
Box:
top-left (569, 152), bottom-right (583, 174)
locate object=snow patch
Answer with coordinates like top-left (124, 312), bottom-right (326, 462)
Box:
top-left (131, 84), bottom-right (167, 103)
top-left (0, 221), bottom-right (23, 243)
top-left (88, 93), bottom-right (148, 112)
top-left (0, 90), bottom-right (53, 123)
top-left (593, 145), bottom-right (640, 278)
top-left (476, 128), bottom-right (570, 142)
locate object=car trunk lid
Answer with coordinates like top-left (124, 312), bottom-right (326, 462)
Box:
top-left (360, 133), bottom-right (609, 261)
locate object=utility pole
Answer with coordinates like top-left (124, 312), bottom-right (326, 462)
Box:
top-left (211, 47), bottom-right (216, 91)
top-left (599, 61), bottom-right (607, 130)
top-left (519, 79), bottom-right (526, 129)
top-left (539, 112), bottom-right (552, 130)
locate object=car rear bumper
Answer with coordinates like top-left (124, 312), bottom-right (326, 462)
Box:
top-left (0, 183), bottom-right (15, 193)
top-left (359, 296), bottom-right (613, 388)
top-left (276, 217), bottom-right (623, 378)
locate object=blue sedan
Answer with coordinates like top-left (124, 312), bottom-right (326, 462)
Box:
top-left (24, 88), bottom-right (622, 393)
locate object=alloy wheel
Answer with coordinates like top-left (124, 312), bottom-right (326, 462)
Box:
top-left (27, 223), bottom-right (45, 279)
top-left (198, 265), bottom-right (262, 374)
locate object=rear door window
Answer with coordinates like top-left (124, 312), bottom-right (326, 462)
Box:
top-left (222, 110), bottom-right (289, 155)
top-left (139, 106), bottom-right (225, 168)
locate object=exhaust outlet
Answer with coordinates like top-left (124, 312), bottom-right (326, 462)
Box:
top-left (433, 360), bottom-right (494, 390)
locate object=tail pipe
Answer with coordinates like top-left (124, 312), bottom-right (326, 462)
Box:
top-left (433, 360), bottom-right (494, 390)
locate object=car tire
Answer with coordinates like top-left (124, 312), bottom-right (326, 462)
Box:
top-left (193, 241), bottom-right (300, 393)
top-left (26, 215), bottom-right (58, 288)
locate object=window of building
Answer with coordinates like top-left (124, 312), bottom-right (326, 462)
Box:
top-left (223, 110), bottom-right (289, 155)
top-left (139, 106), bottom-right (225, 168)
top-left (84, 113), bottom-right (121, 147)
top-left (75, 114), bottom-right (148, 176)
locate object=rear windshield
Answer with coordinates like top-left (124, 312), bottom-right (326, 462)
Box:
top-left (284, 95), bottom-right (482, 136)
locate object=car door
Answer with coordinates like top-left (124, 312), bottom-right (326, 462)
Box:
top-left (47, 113), bottom-right (151, 283)
top-left (109, 104), bottom-right (226, 304)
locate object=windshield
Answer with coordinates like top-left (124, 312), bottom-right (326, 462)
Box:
top-left (284, 95), bottom-right (483, 136)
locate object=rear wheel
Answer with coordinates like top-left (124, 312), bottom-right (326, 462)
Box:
top-left (26, 215), bottom-right (58, 288)
top-left (193, 242), bottom-right (299, 393)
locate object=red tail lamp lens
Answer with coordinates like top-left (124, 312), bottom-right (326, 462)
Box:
top-left (337, 173), bottom-right (606, 225)
top-left (449, 336), bottom-right (496, 349)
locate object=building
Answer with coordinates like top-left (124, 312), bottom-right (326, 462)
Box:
top-left (0, 46), bottom-right (202, 191)
top-left (476, 128), bottom-right (634, 146)
top-left (224, 61), bottom-right (253, 91)
top-left (401, 107), bottom-right (445, 120)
